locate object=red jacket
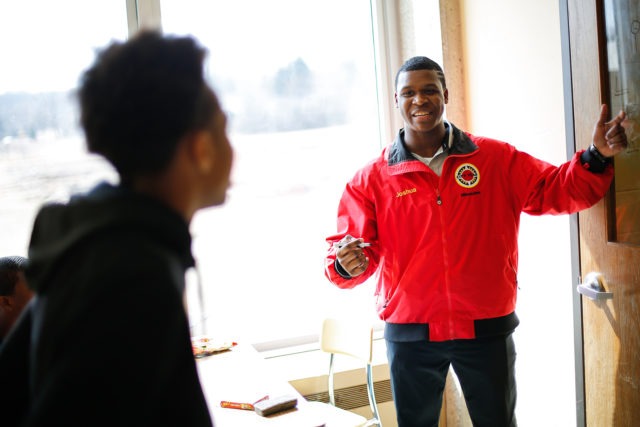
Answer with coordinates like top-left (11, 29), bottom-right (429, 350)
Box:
top-left (325, 123), bottom-right (613, 341)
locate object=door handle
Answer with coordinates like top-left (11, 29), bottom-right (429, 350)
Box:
top-left (576, 272), bottom-right (613, 300)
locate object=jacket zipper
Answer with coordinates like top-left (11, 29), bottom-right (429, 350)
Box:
top-left (436, 162), bottom-right (453, 337)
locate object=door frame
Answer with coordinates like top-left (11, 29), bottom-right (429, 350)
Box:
top-left (559, 0), bottom-right (609, 425)
top-left (559, 0), bottom-right (586, 421)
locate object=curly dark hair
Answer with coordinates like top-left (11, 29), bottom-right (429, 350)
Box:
top-left (0, 256), bottom-right (28, 295)
top-left (395, 56), bottom-right (447, 91)
top-left (78, 30), bottom-right (220, 181)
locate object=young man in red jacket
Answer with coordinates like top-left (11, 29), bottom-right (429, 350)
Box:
top-left (324, 56), bottom-right (628, 427)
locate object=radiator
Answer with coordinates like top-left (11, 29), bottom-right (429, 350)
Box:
top-left (303, 378), bottom-right (393, 410)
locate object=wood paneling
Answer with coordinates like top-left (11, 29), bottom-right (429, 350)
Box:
top-left (439, 0), bottom-right (468, 131)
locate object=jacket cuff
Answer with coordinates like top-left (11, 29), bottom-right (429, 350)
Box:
top-left (334, 259), bottom-right (352, 279)
top-left (580, 145), bottom-right (612, 173)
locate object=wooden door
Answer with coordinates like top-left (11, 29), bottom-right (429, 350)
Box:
top-left (566, 0), bottom-right (640, 425)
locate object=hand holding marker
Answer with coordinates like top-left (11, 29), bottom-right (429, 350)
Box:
top-left (334, 235), bottom-right (371, 277)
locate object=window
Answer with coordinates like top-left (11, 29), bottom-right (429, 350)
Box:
top-left (0, 1), bottom-right (391, 351)
top-left (160, 0), bottom-right (384, 348)
top-left (604, 0), bottom-right (640, 245)
top-left (0, 1), bottom-right (127, 256)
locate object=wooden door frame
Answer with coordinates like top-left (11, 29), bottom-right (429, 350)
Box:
top-left (560, 0), bottom-right (610, 425)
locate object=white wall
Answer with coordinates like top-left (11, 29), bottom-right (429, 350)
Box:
top-left (461, 1), bottom-right (577, 426)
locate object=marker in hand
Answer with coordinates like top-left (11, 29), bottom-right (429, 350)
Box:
top-left (333, 241), bottom-right (371, 249)
top-left (333, 234), bottom-right (371, 250)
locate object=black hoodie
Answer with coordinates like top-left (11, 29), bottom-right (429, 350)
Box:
top-left (0, 182), bottom-right (213, 426)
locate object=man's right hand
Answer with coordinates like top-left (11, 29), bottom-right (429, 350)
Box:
top-left (335, 235), bottom-right (370, 277)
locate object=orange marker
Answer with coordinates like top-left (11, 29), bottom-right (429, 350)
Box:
top-left (220, 395), bottom-right (269, 411)
top-left (220, 401), bottom-right (254, 410)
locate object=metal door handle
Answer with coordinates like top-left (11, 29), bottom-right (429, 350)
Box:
top-left (576, 272), bottom-right (613, 300)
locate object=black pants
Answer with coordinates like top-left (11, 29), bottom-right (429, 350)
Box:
top-left (386, 333), bottom-right (517, 427)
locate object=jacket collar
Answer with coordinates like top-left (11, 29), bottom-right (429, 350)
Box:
top-left (387, 121), bottom-right (478, 167)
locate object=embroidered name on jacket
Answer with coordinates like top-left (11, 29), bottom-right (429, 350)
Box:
top-left (396, 188), bottom-right (417, 197)
top-left (454, 163), bottom-right (480, 188)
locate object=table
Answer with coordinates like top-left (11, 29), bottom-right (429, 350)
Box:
top-left (196, 343), bottom-right (367, 426)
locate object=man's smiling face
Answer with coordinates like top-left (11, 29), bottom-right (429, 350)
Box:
top-left (395, 69), bottom-right (448, 134)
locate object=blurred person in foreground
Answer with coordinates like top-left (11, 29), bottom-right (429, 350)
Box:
top-left (0, 30), bottom-right (233, 426)
top-left (324, 56), bottom-right (628, 427)
top-left (0, 256), bottom-right (34, 348)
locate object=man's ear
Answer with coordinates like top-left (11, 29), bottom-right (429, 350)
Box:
top-left (394, 92), bottom-right (399, 108)
top-left (188, 130), bottom-right (215, 173)
top-left (444, 88), bottom-right (449, 104)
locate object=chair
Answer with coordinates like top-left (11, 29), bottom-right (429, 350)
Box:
top-left (320, 317), bottom-right (383, 427)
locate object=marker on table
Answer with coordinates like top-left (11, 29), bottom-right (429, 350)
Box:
top-left (220, 395), bottom-right (269, 411)
top-left (220, 401), bottom-right (254, 410)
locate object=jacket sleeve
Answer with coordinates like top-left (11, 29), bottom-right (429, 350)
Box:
top-left (324, 172), bottom-right (380, 289)
top-left (515, 149), bottom-right (614, 216)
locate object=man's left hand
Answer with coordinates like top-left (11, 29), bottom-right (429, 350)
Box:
top-left (592, 104), bottom-right (628, 157)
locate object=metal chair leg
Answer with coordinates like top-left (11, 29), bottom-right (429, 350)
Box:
top-left (328, 353), bottom-right (336, 406)
top-left (365, 363), bottom-right (382, 426)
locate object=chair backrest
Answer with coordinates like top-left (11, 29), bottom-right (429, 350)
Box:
top-left (320, 317), bottom-right (373, 363)
top-left (320, 317), bottom-right (382, 426)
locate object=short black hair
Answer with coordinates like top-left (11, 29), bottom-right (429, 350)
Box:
top-left (78, 30), bottom-right (220, 181)
top-left (0, 256), bottom-right (28, 295)
top-left (395, 56), bottom-right (446, 91)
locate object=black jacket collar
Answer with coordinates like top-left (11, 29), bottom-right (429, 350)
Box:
top-left (388, 121), bottom-right (478, 166)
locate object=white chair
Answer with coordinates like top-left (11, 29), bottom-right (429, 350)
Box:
top-left (320, 317), bottom-right (383, 427)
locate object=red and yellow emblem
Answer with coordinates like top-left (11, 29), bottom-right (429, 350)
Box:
top-left (454, 163), bottom-right (480, 188)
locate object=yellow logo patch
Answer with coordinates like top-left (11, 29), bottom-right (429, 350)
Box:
top-left (454, 163), bottom-right (480, 188)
